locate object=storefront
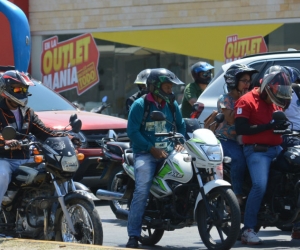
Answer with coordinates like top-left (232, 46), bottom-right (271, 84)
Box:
top-left (8, 1), bottom-right (300, 118)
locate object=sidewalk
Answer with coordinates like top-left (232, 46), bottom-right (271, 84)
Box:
top-left (0, 238), bottom-right (127, 250)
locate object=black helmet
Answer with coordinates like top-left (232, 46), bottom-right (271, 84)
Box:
top-left (190, 61), bottom-right (214, 84)
top-left (264, 65), bottom-right (300, 84)
top-left (261, 70), bottom-right (292, 109)
top-left (0, 70), bottom-right (34, 106)
top-left (224, 64), bottom-right (258, 91)
top-left (134, 69), bottom-right (151, 91)
top-left (147, 68), bottom-right (184, 104)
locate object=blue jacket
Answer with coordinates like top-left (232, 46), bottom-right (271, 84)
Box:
top-left (127, 94), bottom-right (186, 154)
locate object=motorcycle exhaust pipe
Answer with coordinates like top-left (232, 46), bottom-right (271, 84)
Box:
top-left (96, 189), bottom-right (124, 200)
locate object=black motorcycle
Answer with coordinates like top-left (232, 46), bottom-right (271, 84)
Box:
top-left (0, 115), bottom-right (103, 244)
top-left (223, 111), bottom-right (300, 232)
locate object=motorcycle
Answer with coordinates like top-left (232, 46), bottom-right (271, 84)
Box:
top-left (90, 96), bottom-right (111, 114)
top-left (96, 111), bottom-right (241, 250)
top-left (222, 110), bottom-right (300, 232)
top-left (0, 114), bottom-right (103, 245)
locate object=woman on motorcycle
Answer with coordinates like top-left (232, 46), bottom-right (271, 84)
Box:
top-left (215, 64), bottom-right (258, 205)
top-left (235, 68), bottom-right (292, 245)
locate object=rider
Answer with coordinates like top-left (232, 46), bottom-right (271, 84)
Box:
top-left (0, 70), bottom-right (80, 207)
top-left (215, 64), bottom-right (258, 205)
top-left (125, 69), bottom-right (151, 114)
top-left (181, 61), bottom-right (214, 118)
top-left (235, 68), bottom-right (292, 245)
top-left (126, 68), bottom-right (186, 248)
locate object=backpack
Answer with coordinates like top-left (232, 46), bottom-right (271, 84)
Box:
top-left (141, 95), bottom-right (177, 131)
top-left (203, 110), bottom-right (219, 133)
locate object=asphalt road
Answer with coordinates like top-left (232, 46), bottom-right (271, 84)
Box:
top-left (95, 200), bottom-right (300, 250)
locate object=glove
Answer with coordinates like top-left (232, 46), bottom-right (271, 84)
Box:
top-left (267, 119), bottom-right (289, 130)
top-left (71, 136), bottom-right (82, 147)
top-left (5, 140), bottom-right (21, 150)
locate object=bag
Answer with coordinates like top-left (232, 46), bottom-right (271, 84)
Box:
top-left (204, 110), bottom-right (219, 133)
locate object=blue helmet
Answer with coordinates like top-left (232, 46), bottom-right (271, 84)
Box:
top-left (190, 61), bottom-right (214, 84)
top-left (283, 66), bottom-right (300, 83)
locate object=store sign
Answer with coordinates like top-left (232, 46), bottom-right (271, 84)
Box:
top-left (224, 35), bottom-right (268, 63)
top-left (41, 33), bottom-right (99, 95)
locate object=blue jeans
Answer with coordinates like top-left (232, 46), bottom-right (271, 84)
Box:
top-left (220, 138), bottom-right (246, 195)
top-left (0, 158), bottom-right (34, 204)
top-left (242, 145), bottom-right (282, 230)
top-left (127, 153), bottom-right (164, 237)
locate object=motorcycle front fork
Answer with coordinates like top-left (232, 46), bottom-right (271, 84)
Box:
top-left (50, 173), bottom-right (77, 234)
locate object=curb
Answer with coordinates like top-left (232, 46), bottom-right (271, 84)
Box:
top-left (0, 238), bottom-right (129, 250)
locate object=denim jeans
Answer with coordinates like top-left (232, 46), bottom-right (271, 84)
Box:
top-left (242, 145), bottom-right (282, 230)
top-left (220, 138), bottom-right (246, 195)
top-left (127, 153), bottom-right (164, 237)
top-left (0, 158), bottom-right (34, 204)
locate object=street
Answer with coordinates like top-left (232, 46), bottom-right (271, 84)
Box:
top-left (95, 200), bottom-right (300, 250)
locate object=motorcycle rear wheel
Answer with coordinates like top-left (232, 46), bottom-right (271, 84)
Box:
top-left (197, 186), bottom-right (241, 250)
top-left (55, 199), bottom-right (103, 245)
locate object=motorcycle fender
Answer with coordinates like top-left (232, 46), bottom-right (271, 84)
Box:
top-left (194, 179), bottom-right (231, 217)
top-left (64, 190), bottom-right (96, 205)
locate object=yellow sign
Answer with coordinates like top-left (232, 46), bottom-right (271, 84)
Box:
top-left (93, 24), bottom-right (282, 61)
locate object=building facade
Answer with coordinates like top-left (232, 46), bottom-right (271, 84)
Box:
top-left (16, 0), bottom-right (300, 117)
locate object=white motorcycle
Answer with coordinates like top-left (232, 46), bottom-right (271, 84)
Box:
top-left (97, 111), bottom-right (240, 250)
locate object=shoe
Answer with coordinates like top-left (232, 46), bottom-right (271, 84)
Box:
top-left (126, 236), bottom-right (139, 248)
top-left (292, 227), bottom-right (300, 239)
top-left (241, 228), bottom-right (262, 245)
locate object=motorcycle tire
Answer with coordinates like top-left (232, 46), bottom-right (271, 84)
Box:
top-left (197, 186), bottom-right (241, 250)
top-left (55, 198), bottom-right (103, 245)
top-left (139, 228), bottom-right (164, 246)
top-left (109, 169), bottom-right (132, 216)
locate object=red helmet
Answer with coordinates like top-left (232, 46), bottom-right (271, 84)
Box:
top-left (0, 70), bottom-right (34, 106)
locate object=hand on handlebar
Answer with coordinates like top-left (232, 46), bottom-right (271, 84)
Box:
top-left (68, 135), bottom-right (82, 147)
top-left (150, 147), bottom-right (168, 159)
top-left (267, 120), bottom-right (290, 130)
top-left (175, 144), bottom-right (185, 152)
top-left (5, 140), bottom-right (21, 150)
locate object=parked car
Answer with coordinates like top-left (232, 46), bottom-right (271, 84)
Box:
top-left (197, 49), bottom-right (300, 123)
top-left (0, 66), bottom-right (128, 192)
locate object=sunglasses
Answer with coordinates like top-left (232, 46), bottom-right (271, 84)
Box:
top-left (239, 79), bottom-right (251, 85)
top-left (202, 71), bottom-right (212, 78)
top-left (11, 87), bottom-right (28, 93)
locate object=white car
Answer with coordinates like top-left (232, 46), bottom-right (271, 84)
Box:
top-left (197, 49), bottom-right (300, 123)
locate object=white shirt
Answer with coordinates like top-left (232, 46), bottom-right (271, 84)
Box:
top-left (285, 91), bottom-right (300, 130)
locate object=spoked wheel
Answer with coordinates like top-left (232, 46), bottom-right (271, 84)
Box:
top-left (56, 199), bottom-right (103, 245)
top-left (197, 186), bottom-right (241, 250)
top-left (109, 171), bottom-right (132, 216)
top-left (139, 227), bottom-right (164, 246)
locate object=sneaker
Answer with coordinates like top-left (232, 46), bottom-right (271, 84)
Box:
top-left (241, 228), bottom-right (262, 245)
top-left (292, 227), bottom-right (300, 239)
top-left (126, 236), bottom-right (139, 248)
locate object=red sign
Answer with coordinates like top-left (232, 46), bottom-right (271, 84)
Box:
top-left (41, 33), bottom-right (99, 95)
top-left (224, 35), bottom-right (268, 63)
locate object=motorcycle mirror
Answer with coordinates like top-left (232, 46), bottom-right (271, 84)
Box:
top-left (69, 114), bottom-right (78, 124)
top-left (272, 110), bottom-right (287, 121)
top-left (102, 96), bottom-right (107, 103)
top-left (214, 113), bottom-right (225, 124)
top-left (71, 119), bottom-right (82, 133)
top-left (150, 111), bottom-right (166, 121)
top-left (192, 102), bottom-right (204, 113)
top-left (2, 126), bottom-right (17, 140)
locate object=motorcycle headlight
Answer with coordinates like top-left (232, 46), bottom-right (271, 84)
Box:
top-left (61, 155), bottom-right (79, 172)
top-left (200, 145), bottom-right (222, 161)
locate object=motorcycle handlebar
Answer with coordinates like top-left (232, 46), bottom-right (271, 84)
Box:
top-left (4, 139), bottom-right (32, 150)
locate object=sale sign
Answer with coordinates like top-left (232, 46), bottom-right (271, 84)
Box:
top-left (41, 33), bottom-right (99, 95)
top-left (224, 35), bottom-right (268, 63)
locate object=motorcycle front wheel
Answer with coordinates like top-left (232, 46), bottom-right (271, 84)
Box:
top-left (197, 186), bottom-right (241, 250)
top-left (55, 199), bottom-right (103, 245)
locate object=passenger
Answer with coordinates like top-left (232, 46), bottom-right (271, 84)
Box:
top-left (235, 68), bottom-right (292, 245)
top-left (181, 61), bottom-right (214, 118)
top-left (215, 64), bottom-right (258, 205)
top-left (125, 69), bottom-right (151, 114)
top-left (126, 68), bottom-right (186, 248)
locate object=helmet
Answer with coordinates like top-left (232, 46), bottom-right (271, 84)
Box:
top-left (0, 70), bottom-right (34, 106)
top-left (147, 68), bottom-right (184, 104)
top-left (283, 66), bottom-right (300, 83)
top-left (260, 70), bottom-right (292, 109)
top-left (224, 64), bottom-right (258, 91)
top-left (134, 69), bottom-right (151, 91)
top-left (190, 61), bottom-right (214, 84)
